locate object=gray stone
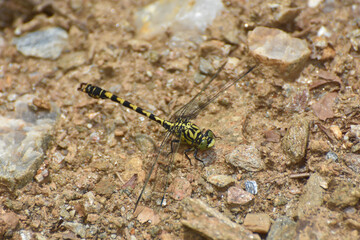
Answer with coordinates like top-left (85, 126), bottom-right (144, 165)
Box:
top-left (267, 216), bottom-right (296, 240)
top-left (0, 95), bottom-right (59, 190)
top-left (13, 27), bottom-right (69, 60)
top-left (226, 143), bottom-right (264, 171)
top-left (297, 173), bottom-right (326, 218)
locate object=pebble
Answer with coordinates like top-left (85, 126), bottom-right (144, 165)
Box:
top-left (273, 195), bottom-right (288, 207)
top-left (281, 117), bottom-right (310, 165)
top-left (126, 39), bottom-right (151, 52)
top-left (63, 222), bottom-right (87, 238)
top-left (267, 216), bottom-right (296, 240)
top-left (207, 175), bottom-right (235, 188)
top-left (226, 143), bottom-right (264, 171)
top-left (87, 214), bottom-right (100, 224)
top-left (308, 140), bottom-right (330, 153)
top-left (308, 0), bottom-right (323, 8)
top-left (94, 177), bottom-right (116, 197)
top-left (57, 51), bottom-right (87, 71)
top-left (348, 125), bottom-right (360, 140)
top-left (245, 180), bottom-right (258, 195)
top-left (134, 134), bottom-right (156, 154)
top-left (135, 0), bottom-right (224, 40)
top-left (136, 207), bottom-right (160, 224)
top-left (326, 182), bottom-right (360, 208)
top-left (248, 26), bottom-right (310, 77)
top-left (200, 40), bottom-right (231, 57)
top-left (348, 29), bottom-right (360, 51)
top-left (181, 198), bottom-right (258, 240)
top-left (227, 186), bottom-right (254, 205)
top-left (325, 151), bottom-right (338, 162)
top-left (0, 211), bottom-right (19, 236)
top-left (343, 153), bottom-right (360, 174)
top-left (13, 27), bottom-right (69, 60)
top-left (199, 57), bottom-right (214, 75)
top-left (243, 213), bottom-right (271, 234)
top-left (297, 173), bottom-right (326, 218)
top-left (0, 94), bottom-right (59, 190)
top-left (169, 177), bottom-right (192, 200)
top-left (193, 72), bottom-right (206, 84)
top-left (329, 125), bottom-right (342, 140)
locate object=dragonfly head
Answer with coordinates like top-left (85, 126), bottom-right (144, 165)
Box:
top-left (198, 130), bottom-right (215, 150)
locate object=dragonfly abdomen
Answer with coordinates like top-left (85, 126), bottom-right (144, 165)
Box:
top-left (78, 83), bottom-right (174, 130)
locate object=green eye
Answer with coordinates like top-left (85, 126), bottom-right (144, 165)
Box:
top-left (198, 139), bottom-right (208, 150)
top-left (206, 130), bottom-right (214, 138)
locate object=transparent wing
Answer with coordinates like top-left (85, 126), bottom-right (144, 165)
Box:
top-left (171, 64), bottom-right (256, 121)
top-left (134, 130), bottom-right (181, 212)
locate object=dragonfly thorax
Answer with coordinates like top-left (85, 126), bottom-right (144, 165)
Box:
top-left (169, 119), bottom-right (215, 150)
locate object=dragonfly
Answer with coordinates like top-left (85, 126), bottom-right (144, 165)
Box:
top-left (78, 61), bottom-right (256, 212)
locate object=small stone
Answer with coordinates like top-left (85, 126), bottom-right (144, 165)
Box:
top-left (0, 212), bottom-right (19, 234)
top-left (311, 92), bottom-right (337, 120)
top-left (31, 219), bottom-right (41, 229)
top-left (193, 72), bottom-right (206, 84)
top-left (281, 117), bottom-right (310, 164)
top-left (308, 140), bottom-right (330, 153)
top-left (248, 26), bottom-right (310, 78)
top-left (243, 213), bottom-right (271, 234)
top-left (134, 134), bottom-right (156, 154)
top-left (226, 143), bottom-right (264, 171)
top-left (199, 57), bottom-right (214, 75)
top-left (114, 129), bottom-right (125, 137)
top-left (343, 153), bottom-right (360, 174)
top-left (200, 40), bottom-right (230, 57)
top-left (94, 177), bottom-right (115, 197)
top-left (207, 175), bottom-right (235, 188)
top-left (136, 207), bottom-right (160, 224)
top-left (13, 27), bottom-right (69, 60)
top-left (32, 98), bottom-right (51, 110)
top-left (274, 7), bottom-right (301, 25)
top-left (147, 50), bottom-right (161, 63)
top-left (308, 0), bottom-right (323, 8)
top-left (327, 182), bottom-right (360, 208)
top-left (267, 216), bottom-right (296, 240)
top-left (297, 173), bottom-right (326, 218)
top-left (60, 208), bottom-right (71, 220)
top-left (181, 198), bottom-right (257, 240)
top-left (273, 195), bottom-right (288, 207)
top-left (169, 177), bottom-right (192, 201)
top-left (165, 57), bottom-right (190, 72)
top-left (63, 222), bottom-right (86, 238)
top-left (57, 51), bottom-right (87, 71)
top-left (126, 39), bottom-right (151, 52)
top-left (351, 143), bottom-right (360, 153)
top-left (87, 214), bottom-right (100, 224)
top-left (349, 125), bottom-right (360, 140)
top-left (245, 180), bottom-right (258, 195)
top-left (326, 151), bottom-right (338, 162)
top-left (135, 0), bottom-right (224, 40)
top-left (329, 125), bottom-right (342, 140)
top-left (227, 186), bottom-right (254, 205)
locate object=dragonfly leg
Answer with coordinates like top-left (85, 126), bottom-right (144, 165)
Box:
top-left (193, 148), bottom-right (205, 166)
top-left (167, 139), bottom-right (180, 158)
top-left (185, 148), bottom-right (205, 166)
top-left (184, 148), bottom-right (194, 166)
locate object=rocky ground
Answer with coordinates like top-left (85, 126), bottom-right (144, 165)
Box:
top-left (0, 0), bottom-right (359, 239)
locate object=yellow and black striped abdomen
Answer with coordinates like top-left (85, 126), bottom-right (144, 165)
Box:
top-left (78, 83), bottom-right (173, 130)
